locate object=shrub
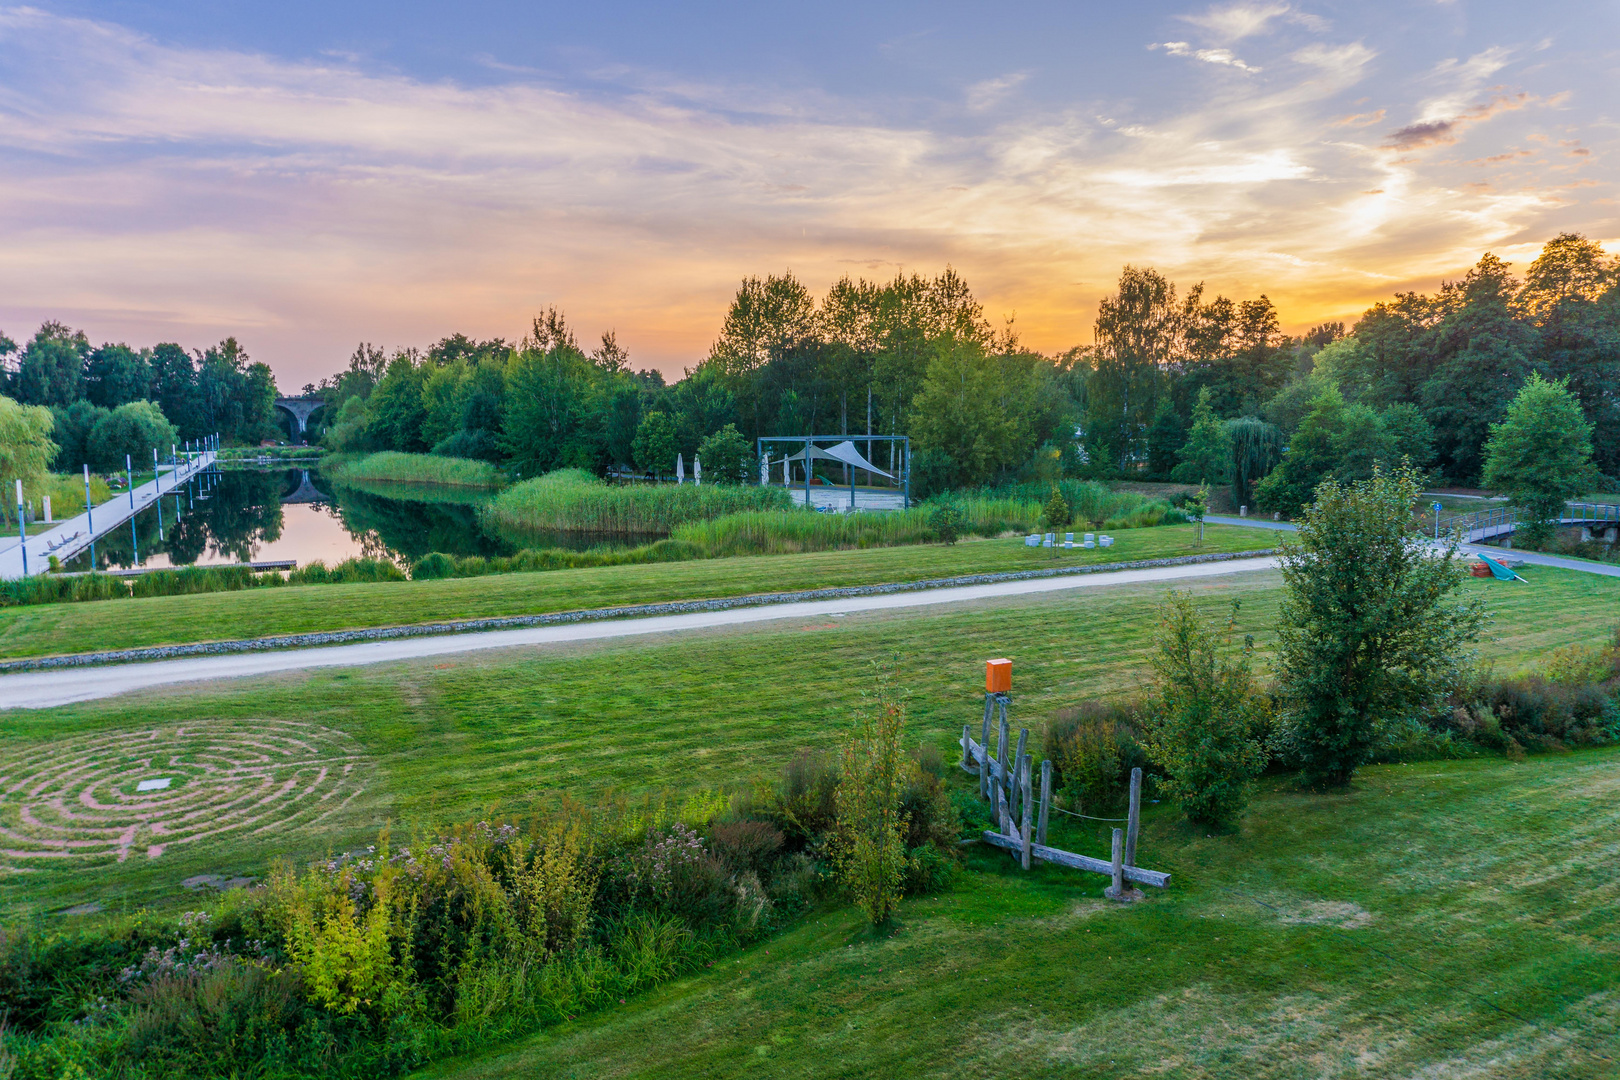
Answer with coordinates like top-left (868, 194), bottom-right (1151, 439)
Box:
top-left (696, 423), bottom-right (754, 485)
top-left (412, 552), bottom-right (457, 580)
top-left (1144, 592), bottom-right (1269, 827)
top-left (770, 750), bottom-right (840, 847)
top-left (286, 557), bottom-right (406, 585)
top-left (708, 820), bottom-right (785, 878)
top-left (833, 673), bottom-right (911, 925)
top-left (1045, 703), bottom-right (1144, 813)
top-left (928, 499), bottom-right (966, 544)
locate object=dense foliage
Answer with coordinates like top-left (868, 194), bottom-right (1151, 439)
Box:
top-left (1480, 373), bottom-right (1601, 549)
top-left (0, 325), bottom-right (278, 446)
top-left (1274, 464), bottom-right (1487, 787)
top-left (0, 746), bottom-right (960, 1079)
top-left (1144, 593), bottom-right (1269, 827)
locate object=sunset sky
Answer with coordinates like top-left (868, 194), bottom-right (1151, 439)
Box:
top-left (1, 1), bottom-right (1615, 386)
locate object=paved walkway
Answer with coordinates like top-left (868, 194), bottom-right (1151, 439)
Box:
top-left (1207, 514), bottom-right (1297, 532)
top-left (1211, 514), bottom-right (1619, 577)
top-left (0, 555), bottom-right (1281, 709)
top-left (0, 453), bottom-right (216, 579)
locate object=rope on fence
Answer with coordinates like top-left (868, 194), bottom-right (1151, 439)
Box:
top-left (1049, 805), bottom-right (1128, 822)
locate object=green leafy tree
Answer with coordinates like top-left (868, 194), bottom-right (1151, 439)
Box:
top-left (908, 339), bottom-right (1017, 487)
top-left (834, 672), bottom-right (912, 925)
top-left (323, 396), bottom-right (371, 454)
top-left (1040, 486), bottom-right (1071, 530)
top-left (1481, 373), bottom-right (1601, 549)
top-left (1379, 402), bottom-right (1436, 472)
top-left (0, 396), bottom-right (58, 525)
top-left (85, 401), bottom-right (179, 473)
top-left (696, 423), bottom-right (753, 484)
top-left (12, 322), bottom-right (88, 406)
top-left (367, 353), bottom-right (433, 453)
top-left (1171, 387), bottom-right (1232, 484)
top-left (1144, 592), bottom-right (1268, 827)
top-left (48, 400), bottom-right (109, 470)
top-left (1087, 266), bottom-right (1181, 472)
top-left (84, 344), bottom-right (151, 408)
top-left (1145, 396), bottom-right (1185, 479)
top-left (1329, 402), bottom-right (1397, 482)
top-left (632, 410), bottom-right (677, 477)
top-left (1254, 385), bottom-right (1346, 514)
top-left (1274, 463), bottom-right (1486, 787)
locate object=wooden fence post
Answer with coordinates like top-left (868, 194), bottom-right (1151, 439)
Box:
top-left (1020, 757), bottom-right (1033, 870)
top-left (1125, 767), bottom-right (1142, 868)
top-left (1107, 828), bottom-right (1123, 900)
top-left (997, 713), bottom-right (1010, 803)
top-left (960, 724), bottom-right (971, 770)
top-left (980, 698), bottom-right (993, 799)
top-left (1037, 759), bottom-right (1052, 846)
top-left (1012, 729), bottom-right (1028, 813)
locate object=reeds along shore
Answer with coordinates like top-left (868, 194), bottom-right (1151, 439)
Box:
top-left (324, 451), bottom-right (504, 488)
top-left (483, 468), bottom-right (791, 534)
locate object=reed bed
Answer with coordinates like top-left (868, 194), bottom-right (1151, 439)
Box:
top-left (984, 480), bottom-right (1172, 524)
top-left (325, 451), bottom-right (504, 488)
top-left (485, 470), bottom-right (791, 535)
top-left (671, 498), bottom-right (1039, 557)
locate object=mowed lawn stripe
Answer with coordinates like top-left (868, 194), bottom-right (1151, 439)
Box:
top-left (3, 565), bottom-right (1611, 916)
top-left (424, 747), bottom-right (1620, 1079)
top-left (0, 525), bottom-right (1270, 659)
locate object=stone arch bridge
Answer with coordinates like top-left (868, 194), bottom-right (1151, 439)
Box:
top-left (273, 397), bottom-right (324, 441)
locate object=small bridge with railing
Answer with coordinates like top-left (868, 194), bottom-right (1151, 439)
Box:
top-left (1438, 503), bottom-right (1620, 544)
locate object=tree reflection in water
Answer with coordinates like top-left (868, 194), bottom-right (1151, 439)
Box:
top-left (64, 467), bottom-right (654, 572)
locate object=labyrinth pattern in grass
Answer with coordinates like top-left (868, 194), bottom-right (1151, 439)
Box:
top-left (0, 720), bottom-right (370, 866)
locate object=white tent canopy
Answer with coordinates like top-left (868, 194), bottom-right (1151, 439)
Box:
top-left (776, 440), bottom-right (895, 480)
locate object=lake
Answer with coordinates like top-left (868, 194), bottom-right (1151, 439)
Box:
top-left (61, 466), bottom-right (652, 572)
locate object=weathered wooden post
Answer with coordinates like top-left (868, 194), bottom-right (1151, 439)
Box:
top-left (1011, 728), bottom-right (1028, 815)
top-left (1020, 757), bottom-right (1033, 870)
top-left (1037, 759), bottom-right (1052, 846)
top-left (1107, 828), bottom-right (1124, 900)
top-left (979, 712), bottom-right (991, 798)
top-left (960, 724), bottom-right (971, 770)
top-left (997, 713), bottom-right (1010, 803)
top-left (1125, 767), bottom-right (1142, 868)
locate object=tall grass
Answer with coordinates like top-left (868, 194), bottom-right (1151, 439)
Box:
top-left (671, 499), bottom-right (1038, 557)
top-left (326, 451), bottom-right (504, 488)
top-left (983, 480), bottom-right (1172, 525)
top-left (486, 470), bottom-right (791, 535)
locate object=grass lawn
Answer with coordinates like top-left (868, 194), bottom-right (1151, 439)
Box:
top-left (2, 565), bottom-right (1611, 920)
top-left (426, 746), bottom-right (1620, 1079)
top-left (0, 524), bottom-right (1276, 659)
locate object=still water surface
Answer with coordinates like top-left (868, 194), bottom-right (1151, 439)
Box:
top-left (63, 467), bottom-right (643, 572)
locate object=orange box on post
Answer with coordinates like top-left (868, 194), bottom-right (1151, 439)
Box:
top-left (985, 658), bottom-right (1012, 694)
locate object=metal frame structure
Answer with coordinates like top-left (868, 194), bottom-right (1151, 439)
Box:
top-left (756, 434), bottom-right (911, 509)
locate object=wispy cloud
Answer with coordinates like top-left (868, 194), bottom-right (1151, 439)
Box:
top-left (1152, 41), bottom-right (1262, 73)
top-left (1180, 2), bottom-right (1327, 41)
top-left (1385, 92), bottom-right (1532, 149)
top-left (0, 7), bottom-right (1608, 383)
top-left (966, 73), bottom-right (1028, 113)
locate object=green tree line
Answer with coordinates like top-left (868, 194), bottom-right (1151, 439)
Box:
top-left (0, 324), bottom-right (280, 458)
top-left (307, 233), bottom-right (1616, 504)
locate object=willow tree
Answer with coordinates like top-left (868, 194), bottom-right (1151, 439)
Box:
top-left (1228, 416), bottom-right (1284, 510)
